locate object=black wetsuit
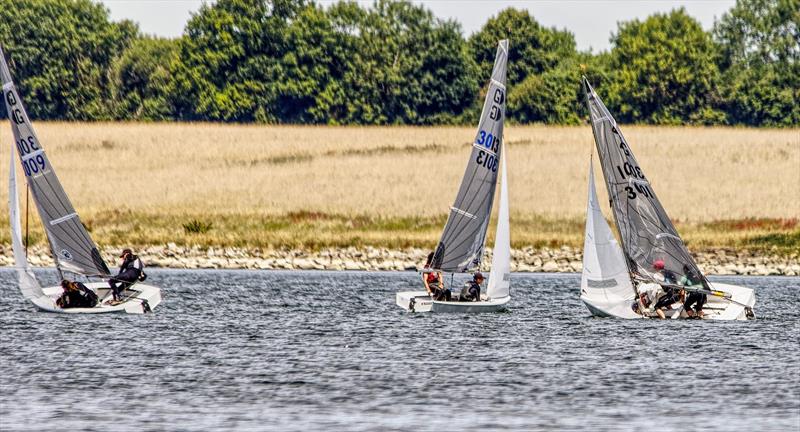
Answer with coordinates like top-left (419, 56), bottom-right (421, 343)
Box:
top-left (56, 282), bottom-right (98, 308)
top-left (682, 271), bottom-right (707, 314)
top-left (459, 281), bottom-right (481, 302)
top-left (653, 270), bottom-right (680, 309)
top-left (110, 255), bottom-right (143, 298)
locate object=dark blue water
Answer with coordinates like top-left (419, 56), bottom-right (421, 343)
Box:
top-left (1, 269), bottom-right (798, 431)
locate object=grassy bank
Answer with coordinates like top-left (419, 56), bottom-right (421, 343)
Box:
top-left (0, 123), bottom-right (797, 254)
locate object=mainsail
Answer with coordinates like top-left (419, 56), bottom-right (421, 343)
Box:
top-left (486, 149), bottom-right (510, 300)
top-left (1, 46), bottom-right (110, 277)
top-left (432, 39), bottom-right (508, 272)
top-left (580, 160), bottom-right (634, 301)
top-left (583, 77), bottom-right (705, 287)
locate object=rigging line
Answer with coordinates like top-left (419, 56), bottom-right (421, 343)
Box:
top-left (28, 178), bottom-right (99, 260)
top-left (439, 184), bottom-right (494, 267)
top-left (439, 155), bottom-right (484, 245)
top-left (24, 183), bottom-right (29, 259)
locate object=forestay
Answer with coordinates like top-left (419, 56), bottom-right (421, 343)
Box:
top-left (9, 145), bottom-right (48, 303)
top-left (583, 77), bottom-right (705, 287)
top-left (580, 160), bottom-right (634, 301)
top-left (1, 46), bottom-right (110, 277)
top-left (486, 150), bottom-right (510, 299)
top-left (432, 39), bottom-right (508, 272)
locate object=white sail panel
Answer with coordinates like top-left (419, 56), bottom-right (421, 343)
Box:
top-left (580, 161), bottom-right (634, 303)
top-left (1, 46), bottom-right (110, 277)
top-left (9, 145), bottom-right (47, 302)
top-left (433, 40), bottom-right (508, 272)
top-left (487, 149), bottom-right (510, 300)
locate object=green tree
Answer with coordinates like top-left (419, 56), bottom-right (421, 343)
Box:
top-left (468, 8), bottom-right (577, 123)
top-left (606, 9), bottom-right (724, 124)
top-left (0, 0), bottom-right (137, 120)
top-left (110, 37), bottom-right (178, 120)
top-left (714, 0), bottom-right (800, 126)
top-left (328, 0), bottom-right (479, 125)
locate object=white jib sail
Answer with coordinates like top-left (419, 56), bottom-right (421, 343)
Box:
top-left (9, 145), bottom-right (48, 304)
top-left (486, 149), bottom-right (510, 300)
top-left (580, 160), bottom-right (634, 303)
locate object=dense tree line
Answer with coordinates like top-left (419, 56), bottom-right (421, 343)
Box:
top-left (0, 0), bottom-right (796, 126)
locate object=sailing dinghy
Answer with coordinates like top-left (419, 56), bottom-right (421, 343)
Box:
top-left (2, 46), bottom-right (161, 314)
top-left (580, 77), bottom-right (754, 320)
top-left (396, 40), bottom-right (511, 313)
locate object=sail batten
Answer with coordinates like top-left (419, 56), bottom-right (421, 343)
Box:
top-left (1, 46), bottom-right (110, 278)
top-left (583, 77), bottom-right (705, 287)
top-left (432, 40), bottom-right (508, 273)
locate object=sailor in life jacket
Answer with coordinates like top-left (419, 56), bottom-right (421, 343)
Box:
top-left (56, 279), bottom-right (99, 309)
top-left (109, 248), bottom-right (145, 301)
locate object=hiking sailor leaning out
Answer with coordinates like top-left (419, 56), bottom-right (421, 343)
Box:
top-left (109, 248), bottom-right (145, 302)
top-left (423, 252), bottom-right (451, 301)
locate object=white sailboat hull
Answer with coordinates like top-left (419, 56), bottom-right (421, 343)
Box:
top-left (581, 282), bottom-right (755, 320)
top-left (396, 290), bottom-right (509, 313)
top-left (35, 282), bottom-right (162, 314)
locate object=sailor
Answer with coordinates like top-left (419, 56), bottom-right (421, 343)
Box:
top-left (680, 264), bottom-right (707, 318)
top-left (459, 272), bottom-right (484, 302)
top-left (56, 280), bottom-right (98, 309)
top-left (651, 259), bottom-right (682, 319)
top-left (422, 252), bottom-right (451, 301)
top-left (109, 248), bottom-right (144, 302)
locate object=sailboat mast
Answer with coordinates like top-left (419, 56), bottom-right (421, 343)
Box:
top-left (582, 78), bottom-right (639, 296)
top-left (24, 184), bottom-right (29, 259)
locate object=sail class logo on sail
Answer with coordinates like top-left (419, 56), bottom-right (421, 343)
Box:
top-left (396, 39), bottom-right (511, 313)
top-left (579, 76), bottom-right (756, 320)
top-left (1, 45), bottom-right (163, 314)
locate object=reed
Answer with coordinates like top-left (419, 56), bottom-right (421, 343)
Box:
top-left (0, 123), bottom-right (797, 252)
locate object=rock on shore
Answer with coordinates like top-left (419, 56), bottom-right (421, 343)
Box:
top-left (1, 244), bottom-right (798, 276)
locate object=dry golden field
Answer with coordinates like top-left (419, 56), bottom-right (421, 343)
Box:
top-left (0, 122), bottom-right (798, 252)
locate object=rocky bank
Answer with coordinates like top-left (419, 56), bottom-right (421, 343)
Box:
top-left (1, 244), bottom-right (798, 276)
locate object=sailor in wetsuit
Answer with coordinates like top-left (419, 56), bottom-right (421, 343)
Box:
top-left (109, 248), bottom-right (144, 302)
top-left (422, 252), bottom-right (451, 301)
top-left (680, 264), bottom-right (707, 318)
top-left (55, 280), bottom-right (98, 309)
top-left (459, 272), bottom-right (484, 302)
top-left (651, 259), bottom-right (683, 319)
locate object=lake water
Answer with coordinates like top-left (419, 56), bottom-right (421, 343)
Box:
top-left (0, 269), bottom-right (798, 431)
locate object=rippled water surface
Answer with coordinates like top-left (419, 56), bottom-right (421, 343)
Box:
top-left (1, 269), bottom-right (798, 431)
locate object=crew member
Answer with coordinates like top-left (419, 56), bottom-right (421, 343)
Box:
top-left (460, 272), bottom-right (484, 302)
top-left (109, 248), bottom-right (144, 302)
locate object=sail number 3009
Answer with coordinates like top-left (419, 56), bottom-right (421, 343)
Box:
top-left (17, 136), bottom-right (46, 176)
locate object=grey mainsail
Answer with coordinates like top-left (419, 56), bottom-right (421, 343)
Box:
top-left (583, 77), bottom-right (705, 287)
top-left (1, 46), bottom-right (110, 277)
top-left (432, 40), bottom-right (507, 272)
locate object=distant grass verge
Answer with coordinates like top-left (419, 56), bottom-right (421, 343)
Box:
top-left (0, 211), bottom-right (796, 255)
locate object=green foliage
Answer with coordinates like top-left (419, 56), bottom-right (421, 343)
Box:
top-left (605, 9), bottom-right (725, 124)
top-left (0, 0), bottom-right (136, 120)
top-left (0, 0), bottom-right (795, 126)
top-left (468, 8), bottom-right (578, 122)
top-left (183, 219), bottom-right (213, 234)
top-left (714, 0), bottom-right (800, 126)
top-left (110, 37), bottom-right (178, 120)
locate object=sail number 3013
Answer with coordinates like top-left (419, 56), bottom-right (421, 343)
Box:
top-left (475, 130), bottom-right (500, 172)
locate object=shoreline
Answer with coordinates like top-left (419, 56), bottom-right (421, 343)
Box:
top-left (2, 244), bottom-right (798, 276)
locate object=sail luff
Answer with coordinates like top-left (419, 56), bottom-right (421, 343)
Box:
top-left (432, 39), bottom-right (508, 273)
top-left (1, 46), bottom-right (110, 277)
top-left (582, 76), bottom-right (706, 287)
top-left (580, 159), bottom-right (635, 301)
top-left (9, 142), bottom-right (46, 301)
top-left (486, 148), bottom-right (510, 299)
